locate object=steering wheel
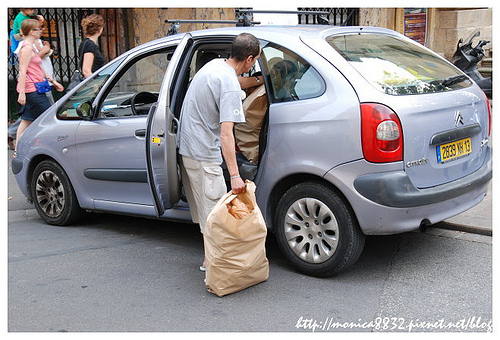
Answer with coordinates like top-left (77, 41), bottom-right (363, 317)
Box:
top-left (130, 92), bottom-right (158, 115)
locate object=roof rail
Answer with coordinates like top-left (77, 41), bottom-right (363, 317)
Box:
top-left (165, 9), bottom-right (330, 35)
top-left (236, 9), bottom-right (330, 25)
top-left (165, 17), bottom-right (260, 36)
top-left (235, 9), bottom-right (329, 16)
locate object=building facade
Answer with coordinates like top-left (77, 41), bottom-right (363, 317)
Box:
top-left (359, 8), bottom-right (492, 61)
top-left (7, 7), bottom-right (492, 121)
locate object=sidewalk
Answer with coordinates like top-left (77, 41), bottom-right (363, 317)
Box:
top-left (7, 149), bottom-right (492, 235)
top-left (434, 182), bottom-right (492, 236)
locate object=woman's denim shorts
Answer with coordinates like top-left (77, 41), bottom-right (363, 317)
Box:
top-left (19, 91), bottom-right (52, 122)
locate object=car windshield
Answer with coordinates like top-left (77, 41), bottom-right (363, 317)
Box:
top-left (57, 57), bottom-right (124, 119)
top-left (326, 33), bottom-right (471, 95)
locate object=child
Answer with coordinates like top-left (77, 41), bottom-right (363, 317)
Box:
top-left (10, 9), bottom-right (38, 59)
top-left (11, 8), bottom-right (36, 40)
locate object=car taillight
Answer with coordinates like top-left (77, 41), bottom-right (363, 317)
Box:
top-left (483, 92), bottom-right (491, 136)
top-left (361, 103), bottom-right (403, 163)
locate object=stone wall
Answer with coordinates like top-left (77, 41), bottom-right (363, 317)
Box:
top-left (357, 8), bottom-right (492, 63)
top-left (129, 8), bottom-right (235, 47)
top-left (431, 8), bottom-right (492, 60)
top-left (358, 8), bottom-right (397, 29)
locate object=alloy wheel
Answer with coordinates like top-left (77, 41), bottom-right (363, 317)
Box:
top-left (284, 197), bottom-right (339, 263)
top-left (35, 170), bottom-right (65, 218)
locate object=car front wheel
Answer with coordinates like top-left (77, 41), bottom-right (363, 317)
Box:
top-left (31, 160), bottom-right (83, 226)
top-left (275, 182), bottom-right (365, 277)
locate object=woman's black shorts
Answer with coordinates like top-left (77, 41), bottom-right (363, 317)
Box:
top-left (19, 91), bottom-right (51, 122)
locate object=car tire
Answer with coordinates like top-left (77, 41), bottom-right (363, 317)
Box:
top-left (275, 182), bottom-right (365, 277)
top-left (31, 160), bottom-right (84, 226)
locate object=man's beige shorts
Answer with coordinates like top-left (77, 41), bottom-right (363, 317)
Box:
top-left (180, 156), bottom-right (227, 233)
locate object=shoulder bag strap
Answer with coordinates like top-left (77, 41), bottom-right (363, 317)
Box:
top-left (22, 44), bottom-right (45, 83)
top-left (77, 39), bottom-right (90, 71)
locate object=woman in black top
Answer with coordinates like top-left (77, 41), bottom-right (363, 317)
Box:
top-left (80, 14), bottom-right (105, 78)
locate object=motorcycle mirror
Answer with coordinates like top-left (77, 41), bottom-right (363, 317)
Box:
top-left (465, 30), bottom-right (481, 45)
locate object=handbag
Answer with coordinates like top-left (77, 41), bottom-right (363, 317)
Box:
top-left (67, 70), bottom-right (84, 91)
top-left (27, 74), bottom-right (51, 94)
top-left (66, 39), bottom-right (89, 92)
top-left (34, 78), bottom-right (51, 93)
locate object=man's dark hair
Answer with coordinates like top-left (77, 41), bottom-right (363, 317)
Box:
top-left (230, 33), bottom-right (260, 62)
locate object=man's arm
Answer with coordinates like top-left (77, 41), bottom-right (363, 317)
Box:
top-left (220, 121), bottom-right (246, 194)
top-left (38, 40), bottom-right (51, 58)
top-left (238, 75), bottom-right (263, 89)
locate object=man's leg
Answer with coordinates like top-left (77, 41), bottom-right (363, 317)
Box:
top-left (180, 156), bottom-right (226, 234)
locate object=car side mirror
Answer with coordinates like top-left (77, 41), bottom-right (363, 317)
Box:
top-left (76, 101), bottom-right (93, 120)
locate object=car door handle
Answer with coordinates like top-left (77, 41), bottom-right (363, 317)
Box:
top-left (135, 129), bottom-right (146, 138)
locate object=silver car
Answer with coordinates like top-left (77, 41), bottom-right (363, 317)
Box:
top-left (12, 25), bottom-right (492, 277)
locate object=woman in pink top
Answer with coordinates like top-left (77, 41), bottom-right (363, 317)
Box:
top-left (15, 19), bottom-right (63, 152)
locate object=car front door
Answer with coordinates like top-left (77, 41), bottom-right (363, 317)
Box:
top-left (74, 43), bottom-right (178, 216)
top-left (147, 33), bottom-right (193, 216)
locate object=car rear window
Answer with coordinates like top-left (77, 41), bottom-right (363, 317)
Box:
top-left (326, 33), bottom-right (472, 95)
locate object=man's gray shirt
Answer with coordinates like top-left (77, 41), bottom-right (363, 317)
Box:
top-left (178, 59), bottom-right (245, 163)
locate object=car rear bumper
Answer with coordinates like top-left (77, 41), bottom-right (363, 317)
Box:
top-left (324, 146), bottom-right (491, 235)
top-left (353, 147), bottom-right (492, 208)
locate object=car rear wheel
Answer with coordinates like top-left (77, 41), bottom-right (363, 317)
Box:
top-left (31, 160), bottom-right (84, 226)
top-left (275, 182), bottom-right (365, 277)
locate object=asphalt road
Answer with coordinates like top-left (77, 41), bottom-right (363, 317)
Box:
top-left (6, 149), bottom-right (493, 333)
top-left (8, 210), bottom-right (492, 332)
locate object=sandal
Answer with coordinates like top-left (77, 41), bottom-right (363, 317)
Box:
top-left (199, 256), bottom-right (207, 272)
top-left (8, 136), bottom-right (15, 150)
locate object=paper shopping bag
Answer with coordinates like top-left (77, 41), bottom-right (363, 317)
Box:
top-left (235, 85), bottom-right (268, 163)
top-left (204, 181), bottom-right (269, 297)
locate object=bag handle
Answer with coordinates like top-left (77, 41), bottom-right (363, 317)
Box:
top-left (221, 180), bottom-right (257, 207)
top-left (221, 193), bottom-right (239, 206)
top-left (26, 73), bottom-right (48, 83)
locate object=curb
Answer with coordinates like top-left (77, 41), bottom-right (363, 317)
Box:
top-left (432, 221), bottom-right (492, 237)
top-left (10, 208), bottom-right (491, 238)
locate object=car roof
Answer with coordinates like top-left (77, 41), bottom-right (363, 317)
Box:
top-left (125, 25), bottom-right (400, 56)
top-left (186, 24), bottom-right (399, 40)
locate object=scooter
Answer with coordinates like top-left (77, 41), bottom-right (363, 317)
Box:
top-left (452, 30), bottom-right (492, 98)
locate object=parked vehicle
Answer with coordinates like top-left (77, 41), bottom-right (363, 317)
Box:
top-left (12, 25), bottom-right (492, 277)
top-left (452, 30), bottom-right (492, 98)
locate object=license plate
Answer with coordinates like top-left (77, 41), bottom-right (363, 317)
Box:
top-left (436, 137), bottom-right (472, 163)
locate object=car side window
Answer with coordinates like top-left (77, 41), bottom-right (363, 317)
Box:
top-left (56, 58), bottom-right (122, 119)
top-left (99, 49), bottom-right (174, 118)
top-left (261, 43), bottom-right (325, 103)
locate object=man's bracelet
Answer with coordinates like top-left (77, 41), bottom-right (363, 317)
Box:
top-left (230, 175), bottom-right (241, 180)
